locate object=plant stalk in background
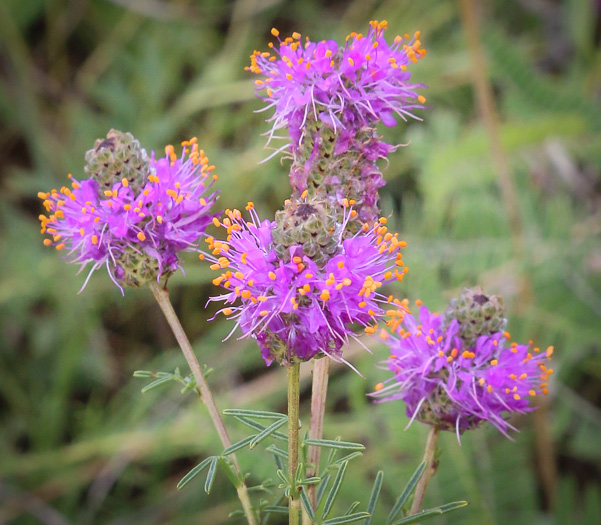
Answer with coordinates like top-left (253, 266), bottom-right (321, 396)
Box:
top-left (303, 357), bottom-right (330, 524)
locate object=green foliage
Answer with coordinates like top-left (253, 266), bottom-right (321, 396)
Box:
top-left (1, 0), bottom-right (600, 523)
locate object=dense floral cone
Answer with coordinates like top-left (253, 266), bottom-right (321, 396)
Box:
top-left (39, 134), bottom-right (218, 292)
top-left (372, 301), bottom-right (553, 437)
top-left (248, 20), bottom-right (427, 223)
top-left (84, 129), bottom-right (150, 197)
top-left (287, 115), bottom-right (389, 224)
top-left (272, 195), bottom-right (341, 264)
top-left (444, 286), bottom-right (507, 348)
top-left (205, 202), bottom-right (408, 366)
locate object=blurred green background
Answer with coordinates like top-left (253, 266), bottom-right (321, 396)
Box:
top-left (1, 0), bottom-right (600, 523)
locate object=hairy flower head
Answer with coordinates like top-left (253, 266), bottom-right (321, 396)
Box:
top-left (372, 304), bottom-right (554, 438)
top-left (248, 20), bottom-right (427, 145)
top-left (248, 21), bottom-right (427, 222)
top-left (205, 201), bottom-right (408, 366)
top-left (39, 137), bottom-right (218, 293)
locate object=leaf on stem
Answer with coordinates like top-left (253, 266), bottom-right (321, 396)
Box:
top-left (263, 506), bottom-right (290, 514)
top-left (330, 451), bottom-right (363, 467)
top-left (322, 461), bottom-right (349, 519)
top-left (234, 416), bottom-right (287, 441)
top-left (132, 370), bottom-right (155, 378)
top-left (322, 512), bottom-right (371, 524)
top-left (386, 461), bottom-right (427, 524)
top-left (249, 417), bottom-right (288, 449)
top-left (364, 471), bottom-right (384, 525)
top-left (265, 444), bottom-right (289, 460)
top-left (389, 501), bottom-right (468, 525)
top-left (304, 439), bottom-right (365, 451)
top-left (140, 375), bottom-right (174, 393)
top-left (317, 473), bottom-right (331, 507)
top-left (300, 487), bottom-right (316, 522)
top-left (177, 456), bottom-right (215, 490)
top-left (223, 408), bottom-right (288, 420)
top-left (223, 435), bottom-right (256, 456)
top-left (204, 456), bottom-right (219, 494)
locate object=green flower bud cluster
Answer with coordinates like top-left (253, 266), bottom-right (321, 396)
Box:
top-left (444, 287), bottom-right (508, 348)
top-left (85, 129), bottom-right (149, 197)
top-left (289, 114), bottom-right (384, 225)
top-left (272, 197), bottom-right (340, 265)
top-left (113, 247), bottom-right (170, 288)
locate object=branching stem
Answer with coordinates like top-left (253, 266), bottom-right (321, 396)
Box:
top-left (148, 281), bottom-right (257, 525)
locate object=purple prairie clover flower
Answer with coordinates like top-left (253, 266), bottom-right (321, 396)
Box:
top-left (247, 21), bottom-right (427, 222)
top-left (39, 139), bottom-right (218, 293)
top-left (248, 20), bottom-right (427, 144)
top-left (371, 303), bottom-right (554, 438)
top-left (204, 202), bottom-right (409, 366)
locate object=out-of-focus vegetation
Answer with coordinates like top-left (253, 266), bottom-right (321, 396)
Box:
top-left (1, 0), bottom-right (600, 523)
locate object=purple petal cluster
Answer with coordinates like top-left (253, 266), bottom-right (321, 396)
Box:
top-left (248, 20), bottom-right (427, 143)
top-left (39, 140), bottom-right (217, 292)
top-left (248, 20), bottom-right (427, 223)
top-left (205, 204), bottom-right (409, 366)
top-left (372, 304), bottom-right (554, 437)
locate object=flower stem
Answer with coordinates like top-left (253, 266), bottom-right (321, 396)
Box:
top-left (410, 425), bottom-right (439, 515)
top-left (148, 281), bottom-right (257, 525)
top-left (288, 362), bottom-right (301, 525)
top-left (302, 357), bottom-right (330, 524)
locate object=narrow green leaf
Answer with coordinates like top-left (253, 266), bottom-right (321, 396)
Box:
top-left (322, 461), bottom-right (349, 519)
top-left (223, 408), bottom-right (287, 420)
top-left (317, 473), bottom-right (331, 507)
top-left (326, 440), bottom-right (340, 466)
top-left (387, 461), bottom-right (427, 524)
top-left (265, 444), bottom-right (289, 460)
top-left (234, 416), bottom-right (287, 441)
top-left (390, 501), bottom-right (468, 525)
top-left (263, 505), bottom-right (290, 514)
top-left (204, 456), bottom-right (219, 494)
top-left (300, 487), bottom-right (316, 522)
top-left (273, 452), bottom-right (285, 472)
top-left (345, 502), bottom-right (360, 515)
top-left (305, 439), bottom-right (365, 451)
top-left (322, 512), bottom-right (371, 524)
top-left (276, 469), bottom-right (288, 485)
top-left (140, 375), bottom-right (173, 393)
top-left (132, 370), bottom-right (154, 378)
top-left (177, 456), bottom-right (214, 490)
top-left (331, 451), bottom-right (363, 466)
top-left (223, 435), bottom-right (256, 456)
top-left (249, 417), bottom-right (288, 449)
top-left (364, 471), bottom-right (384, 525)
top-left (299, 476), bottom-right (321, 486)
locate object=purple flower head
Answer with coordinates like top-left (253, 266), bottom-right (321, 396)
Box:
top-left (39, 139), bottom-right (218, 293)
top-left (371, 304), bottom-right (554, 438)
top-left (248, 20), bottom-right (427, 146)
top-left (248, 21), bottom-right (427, 222)
top-left (205, 202), bottom-right (409, 367)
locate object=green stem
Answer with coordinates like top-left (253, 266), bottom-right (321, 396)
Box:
top-left (303, 357), bottom-right (330, 525)
top-left (410, 425), bottom-right (440, 515)
top-left (288, 362), bottom-right (301, 525)
top-left (148, 281), bottom-right (257, 525)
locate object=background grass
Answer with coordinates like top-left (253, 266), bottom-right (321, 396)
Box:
top-left (1, 0), bottom-right (600, 523)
